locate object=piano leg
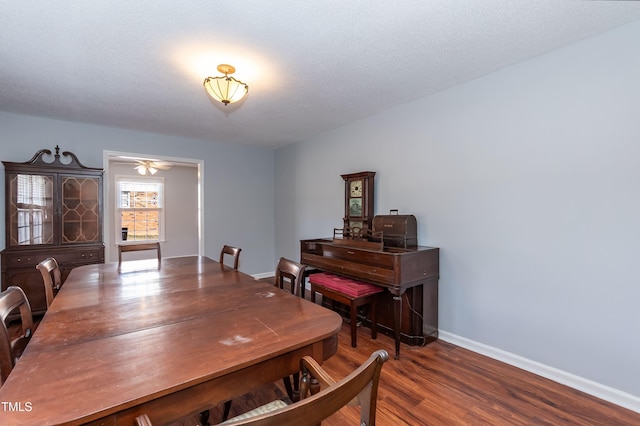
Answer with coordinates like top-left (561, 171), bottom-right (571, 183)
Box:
top-left (393, 294), bottom-right (402, 359)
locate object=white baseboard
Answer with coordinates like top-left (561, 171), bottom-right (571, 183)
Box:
top-left (243, 278), bottom-right (640, 413)
top-left (438, 331), bottom-right (640, 414)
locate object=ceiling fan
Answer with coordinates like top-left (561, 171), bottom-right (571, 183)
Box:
top-left (134, 160), bottom-right (173, 175)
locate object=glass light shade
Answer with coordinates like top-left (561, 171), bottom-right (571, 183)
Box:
top-left (135, 165), bottom-right (157, 175)
top-left (203, 75), bottom-right (249, 105)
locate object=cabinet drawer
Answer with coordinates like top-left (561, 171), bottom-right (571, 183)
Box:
top-left (4, 252), bottom-right (51, 269)
top-left (3, 248), bottom-right (103, 269)
top-left (54, 248), bottom-right (103, 265)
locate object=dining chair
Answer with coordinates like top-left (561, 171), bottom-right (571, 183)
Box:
top-left (35, 257), bottom-right (62, 309)
top-left (0, 286), bottom-right (34, 385)
top-left (219, 245), bottom-right (242, 269)
top-left (199, 245), bottom-right (242, 424)
top-left (134, 413), bottom-right (152, 426)
top-left (273, 257), bottom-right (307, 401)
top-left (274, 257), bottom-right (306, 297)
top-left (118, 242), bottom-right (161, 266)
top-left (217, 257), bottom-right (307, 422)
top-left (134, 349), bottom-right (389, 426)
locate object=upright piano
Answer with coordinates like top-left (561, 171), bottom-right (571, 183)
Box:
top-left (300, 238), bottom-right (439, 358)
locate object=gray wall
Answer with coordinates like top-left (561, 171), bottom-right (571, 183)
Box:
top-left (275, 21), bottom-right (640, 401)
top-left (2, 18), bottom-right (639, 411)
top-left (0, 113), bottom-right (276, 274)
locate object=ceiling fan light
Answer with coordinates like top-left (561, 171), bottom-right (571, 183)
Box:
top-left (132, 160), bottom-right (172, 175)
top-left (203, 64), bottom-right (248, 105)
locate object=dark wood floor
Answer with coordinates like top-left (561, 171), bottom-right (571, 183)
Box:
top-left (8, 292), bottom-right (640, 425)
top-left (197, 321), bottom-right (640, 425)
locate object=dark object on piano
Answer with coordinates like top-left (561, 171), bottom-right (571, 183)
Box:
top-left (300, 238), bottom-right (439, 359)
top-left (372, 210), bottom-right (418, 248)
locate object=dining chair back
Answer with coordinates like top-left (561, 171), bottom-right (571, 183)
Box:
top-left (118, 242), bottom-right (161, 266)
top-left (0, 286), bottom-right (34, 385)
top-left (219, 245), bottom-right (242, 269)
top-left (201, 245), bottom-right (242, 424)
top-left (273, 257), bottom-right (308, 401)
top-left (134, 349), bottom-right (389, 426)
top-left (36, 257), bottom-right (62, 308)
top-left (274, 257), bottom-right (305, 297)
top-left (221, 257), bottom-right (307, 418)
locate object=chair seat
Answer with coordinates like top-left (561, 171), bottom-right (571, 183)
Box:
top-left (309, 272), bottom-right (383, 348)
top-left (134, 350), bottom-right (388, 426)
top-left (222, 399), bottom-right (288, 424)
top-left (308, 272), bottom-right (383, 297)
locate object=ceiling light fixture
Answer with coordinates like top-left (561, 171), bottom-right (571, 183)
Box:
top-left (139, 166), bottom-right (156, 175)
top-left (133, 160), bottom-right (172, 175)
top-left (135, 162), bottom-right (157, 175)
top-left (203, 64), bottom-right (249, 105)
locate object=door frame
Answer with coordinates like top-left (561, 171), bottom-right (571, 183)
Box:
top-left (103, 150), bottom-right (204, 262)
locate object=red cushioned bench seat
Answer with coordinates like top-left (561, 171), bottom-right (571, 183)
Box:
top-left (308, 272), bottom-right (383, 347)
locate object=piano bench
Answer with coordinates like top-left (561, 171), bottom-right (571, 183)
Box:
top-left (308, 272), bottom-right (384, 347)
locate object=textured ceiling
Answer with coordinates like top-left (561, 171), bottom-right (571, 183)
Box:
top-left (2, 1), bottom-right (640, 149)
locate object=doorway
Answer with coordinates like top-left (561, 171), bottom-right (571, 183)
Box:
top-left (103, 151), bottom-right (204, 262)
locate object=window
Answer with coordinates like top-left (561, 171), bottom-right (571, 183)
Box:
top-left (17, 209), bottom-right (44, 244)
top-left (116, 177), bottom-right (164, 242)
top-left (16, 174), bottom-right (49, 245)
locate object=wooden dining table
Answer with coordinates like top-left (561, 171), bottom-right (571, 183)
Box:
top-left (0, 256), bottom-right (342, 425)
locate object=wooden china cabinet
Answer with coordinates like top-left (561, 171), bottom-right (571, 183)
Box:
top-left (1, 146), bottom-right (104, 315)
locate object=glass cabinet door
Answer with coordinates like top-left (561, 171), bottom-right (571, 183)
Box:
top-left (7, 173), bottom-right (55, 246)
top-left (62, 176), bottom-right (101, 243)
